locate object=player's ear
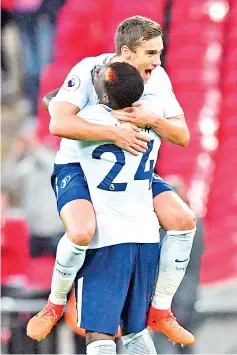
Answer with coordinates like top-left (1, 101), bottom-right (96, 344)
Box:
top-left (121, 45), bottom-right (132, 60)
top-left (103, 94), bottom-right (109, 103)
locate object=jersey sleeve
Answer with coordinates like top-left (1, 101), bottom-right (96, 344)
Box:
top-left (159, 68), bottom-right (184, 118)
top-left (52, 58), bottom-right (94, 110)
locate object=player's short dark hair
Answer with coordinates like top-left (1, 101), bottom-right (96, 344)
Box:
top-left (104, 62), bottom-right (144, 110)
top-left (115, 15), bottom-right (162, 54)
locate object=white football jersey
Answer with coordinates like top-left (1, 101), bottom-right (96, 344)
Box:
top-left (52, 53), bottom-right (184, 164)
top-left (74, 103), bottom-right (161, 249)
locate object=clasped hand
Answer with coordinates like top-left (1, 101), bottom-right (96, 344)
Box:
top-left (112, 103), bottom-right (155, 128)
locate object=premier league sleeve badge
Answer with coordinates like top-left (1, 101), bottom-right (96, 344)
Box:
top-left (63, 75), bottom-right (81, 91)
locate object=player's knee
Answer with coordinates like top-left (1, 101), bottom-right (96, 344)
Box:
top-left (167, 208), bottom-right (196, 231)
top-left (177, 209), bottom-right (196, 231)
top-left (67, 226), bottom-right (94, 246)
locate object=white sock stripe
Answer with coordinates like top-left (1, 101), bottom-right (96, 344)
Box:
top-left (167, 228), bottom-right (196, 236)
top-left (55, 176), bottom-right (59, 199)
top-left (65, 235), bottom-right (88, 253)
top-left (76, 277), bottom-right (83, 327)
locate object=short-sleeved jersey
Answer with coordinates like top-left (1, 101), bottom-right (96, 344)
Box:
top-left (52, 53), bottom-right (184, 165)
top-left (50, 53), bottom-right (114, 110)
top-left (73, 103), bottom-right (161, 249)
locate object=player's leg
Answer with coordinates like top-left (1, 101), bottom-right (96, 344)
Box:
top-left (49, 163), bottom-right (96, 306)
top-left (50, 199), bottom-right (95, 304)
top-left (147, 175), bottom-right (196, 345)
top-left (27, 163), bottom-right (96, 341)
top-left (86, 333), bottom-right (116, 355)
top-left (75, 244), bottom-right (138, 354)
top-left (122, 329), bottom-right (157, 355)
top-left (121, 243), bottom-right (160, 354)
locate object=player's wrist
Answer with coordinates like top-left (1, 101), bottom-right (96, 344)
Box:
top-left (149, 113), bottom-right (165, 129)
top-left (105, 126), bottom-right (119, 143)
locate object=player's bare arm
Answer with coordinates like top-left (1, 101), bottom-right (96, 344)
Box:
top-left (113, 105), bottom-right (190, 147)
top-left (49, 101), bottom-right (150, 155)
top-left (44, 87), bottom-right (150, 155)
top-left (148, 113), bottom-right (190, 146)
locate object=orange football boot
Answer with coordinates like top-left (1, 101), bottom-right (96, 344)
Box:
top-left (27, 300), bottom-right (64, 341)
top-left (147, 307), bottom-right (195, 346)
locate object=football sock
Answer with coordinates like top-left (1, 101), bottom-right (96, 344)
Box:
top-left (49, 233), bottom-right (88, 305)
top-left (122, 328), bottom-right (157, 354)
top-left (152, 228), bottom-right (196, 309)
top-left (87, 340), bottom-right (116, 355)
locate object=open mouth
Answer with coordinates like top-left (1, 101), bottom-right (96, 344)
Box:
top-left (144, 69), bottom-right (152, 79)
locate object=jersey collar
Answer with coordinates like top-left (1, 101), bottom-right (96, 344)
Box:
top-left (98, 104), bottom-right (112, 112)
top-left (103, 53), bottom-right (116, 64)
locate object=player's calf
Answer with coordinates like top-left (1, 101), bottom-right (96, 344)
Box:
top-left (27, 233), bottom-right (89, 341)
top-left (147, 227), bottom-right (196, 345)
top-left (150, 187), bottom-right (197, 344)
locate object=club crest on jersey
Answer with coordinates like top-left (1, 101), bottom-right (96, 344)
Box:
top-left (64, 75), bottom-right (80, 91)
top-left (60, 175), bottom-right (71, 188)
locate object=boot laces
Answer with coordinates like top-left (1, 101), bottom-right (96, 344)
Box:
top-left (38, 305), bottom-right (58, 320)
top-left (164, 310), bottom-right (177, 321)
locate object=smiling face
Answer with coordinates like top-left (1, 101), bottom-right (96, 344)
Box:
top-left (120, 35), bottom-right (163, 83)
top-left (114, 15), bottom-right (163, 83)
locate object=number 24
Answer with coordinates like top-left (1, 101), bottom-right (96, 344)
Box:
top-left (92, 140), bottom-right (154, 191)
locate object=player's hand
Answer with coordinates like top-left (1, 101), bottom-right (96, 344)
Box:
top-left (113, 123), bottom-right (150, 156)
top-left (112, 104), bottom-right (157, 128)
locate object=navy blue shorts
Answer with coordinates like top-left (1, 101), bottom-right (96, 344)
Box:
top-left (51, 164), bottom-right (173, 214)
top-left (51, 163), bottom-right (92, 214)
top-left (75, 243), bottom-right (160, 335)
top-left (152, 173), bottom-right (174, 198)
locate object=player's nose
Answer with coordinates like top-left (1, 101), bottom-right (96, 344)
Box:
top-left (153, 55), bottom-right (161, 67)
